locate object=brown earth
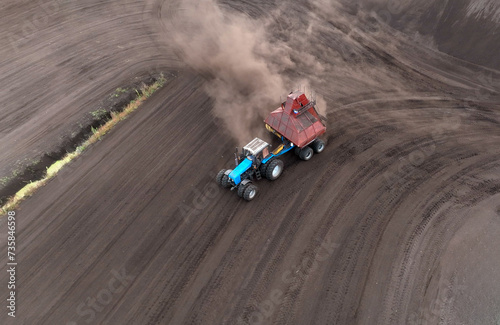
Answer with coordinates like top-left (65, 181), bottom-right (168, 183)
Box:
top-left (363, 0), bottom-right (500, 71)
top-left (0, 1), bottom-right (500, 325)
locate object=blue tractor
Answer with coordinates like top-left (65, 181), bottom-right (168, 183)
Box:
top-left (216, 91), bottom-right (327, 201)
top-left (216, 137), bottom-right (295, 201)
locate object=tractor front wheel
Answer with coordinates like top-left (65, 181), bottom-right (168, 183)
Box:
top-left (237, 183), bottom-right (248, 198)
top-left (216, 169), bottom-right (226, 186)
top-left (221, 169), bottom-right (233, 188)
top-left (243, 184), bottom-right (258, 201)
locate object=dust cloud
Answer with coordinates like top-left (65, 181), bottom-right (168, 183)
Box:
top-left (168, 0), bottom-right (429, 144)
top-left (170, 0), bottom-right (289, 144)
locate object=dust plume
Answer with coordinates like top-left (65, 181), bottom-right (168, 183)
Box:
top-left (170, 0), bottom-right (289, 144)
top-left (168, 0), bottom-right (429, 144)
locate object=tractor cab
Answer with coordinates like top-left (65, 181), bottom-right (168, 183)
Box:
top-left (224, 138), bottom-right (275, 189)
top-left (242, 138), bottom-right (271, 161)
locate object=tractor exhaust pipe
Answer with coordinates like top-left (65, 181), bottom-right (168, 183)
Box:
top-left (234, 147), bottom-right (239, 166)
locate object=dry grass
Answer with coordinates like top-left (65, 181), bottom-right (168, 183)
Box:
top-left (0, 75), bottom-right (167, 215)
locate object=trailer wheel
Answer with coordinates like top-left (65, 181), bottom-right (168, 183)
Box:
top-left (265, 159), bottom-right (284, 181)
top-left (243, 184), bottom-right (258, 201)
top-left (221, 169), bottom-right (232, 188)
top-left (311, 139), bottom-right (325, 153)
top-left (294, 147), bottom-right (301, 156)
top-left (216, 169), bottom-right (226, 186)
top-left (299, 147), bottom-right (314, 161)
top-left (237, 183), bottom-right (249, 198)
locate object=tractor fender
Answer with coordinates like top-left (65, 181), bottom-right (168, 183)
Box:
top-left (240, 179), bottom-right (252, 186)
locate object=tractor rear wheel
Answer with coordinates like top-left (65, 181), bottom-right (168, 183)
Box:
top-left (216, 169), bottom-right (226, 186)
top-left (221, 169), bottom-right (232, 188)
top-left (265, 159), bottom-right (284, 181)
top-left (299, 147), bottom-right (314, 161)
top-left (243, 184), bottom-right (258, 201)
top-left (311, 139), bottom-right (325, 153)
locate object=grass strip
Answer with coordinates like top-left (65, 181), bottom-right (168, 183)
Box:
top-left (0, 74), bottom-right (167, 215)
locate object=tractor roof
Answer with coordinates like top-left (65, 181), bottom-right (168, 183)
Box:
top-left (244, 138), bottom-right (269, 156)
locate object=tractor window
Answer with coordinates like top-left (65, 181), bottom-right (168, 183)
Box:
top-left (262, 147), bottom-right (270, 158)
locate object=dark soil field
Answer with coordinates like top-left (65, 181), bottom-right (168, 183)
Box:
top-left (0, 0), bottom-right (499, 324)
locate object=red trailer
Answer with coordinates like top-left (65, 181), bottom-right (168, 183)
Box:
top-left (265, 90), bottom-right (326, 160)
